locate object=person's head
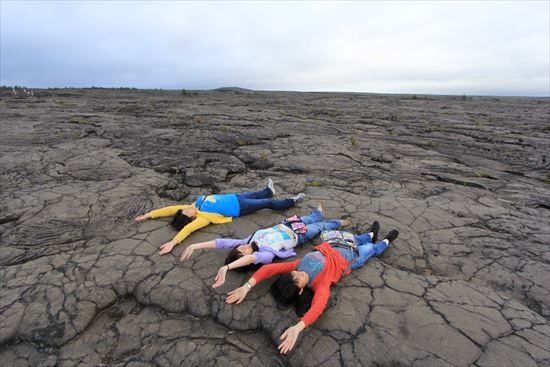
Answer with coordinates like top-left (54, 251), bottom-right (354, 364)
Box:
top-left (224, 241), bottom-right (259, 273)
top-left (171, 208), bottom-right (196, 230)
top-left (270, 272), bottom-right (314, 316)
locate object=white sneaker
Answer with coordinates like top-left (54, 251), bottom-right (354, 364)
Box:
top-left (267, 178), bottom-right (275, 196)
top-left (291, 193), bottom-right (306, 203)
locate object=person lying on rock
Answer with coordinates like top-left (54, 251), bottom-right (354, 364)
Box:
top-left (135, 179), bottom-right (305, 255)
top-left (226, 222), bottom-right (399, 354)
top-left (180, 201), bottom-right (351, 288)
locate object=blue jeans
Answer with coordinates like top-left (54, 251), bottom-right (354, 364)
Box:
top-left (236, 188), bottom-right (295, 216)
top-left (349, 233), bottom-right (388, 270)
top-left (295, 209), bottom-right (342, 244)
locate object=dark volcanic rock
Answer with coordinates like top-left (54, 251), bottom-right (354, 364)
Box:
top-left (1, 89), bottom-right (549, 366)
top-left (250, 159), bottom-right (274, 170)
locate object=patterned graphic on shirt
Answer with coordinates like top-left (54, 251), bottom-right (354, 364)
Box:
top-left (297, 251), bottom-right (325, 286)
top-left (252, 224), bottom-right (296, 251)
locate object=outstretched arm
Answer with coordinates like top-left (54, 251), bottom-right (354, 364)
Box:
top-left (212, 254), bottom-right (256, 288)
top-left (148, 205), bottom-right (192, 218)
top-left (300, 285), bottom-right (330, 327)
top-left (225, 276), bottom-right (257, 304)
top-left (134, 213), bottom-right (152, 222)
top-left (180, 240), bottom-right (217, 262)
top-left (225, 260), bottom-right (300, 304)
top-left (251, 260), bottom-right (299, 283)
top-left (159, 216), bottom-right (211, 255)
top-left (134, 204), bottom-right (193, 221)
top-left (278, 285), bottom-right (330, 354)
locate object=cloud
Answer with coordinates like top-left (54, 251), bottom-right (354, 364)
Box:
top-left (1, 1), bottom-right (548, 95)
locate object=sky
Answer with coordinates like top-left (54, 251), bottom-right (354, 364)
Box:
top-left (1, 1), bottom-right (549, 96)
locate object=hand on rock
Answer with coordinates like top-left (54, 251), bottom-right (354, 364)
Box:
top-left (180, 246), bottom-right (194, 261)
top-left (212, 266), bottom-right (228, 288)
top-left (226, 286), bottom-right (249, 304)
top-left (134, 214), bottom-right (151, 222)
top-left (159, 240), bottom-right (177, 255)
top-left (278, 323), bottom-right (304, 354)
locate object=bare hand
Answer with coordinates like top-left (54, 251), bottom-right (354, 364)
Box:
top-left (226, 286), bottom-right (249, 304)
top-left (159, 240), bottom-right (177, 255)
top-left (134, 214), bottom-right (151, 222)
top-left (180, 246), bottom-right (194, 262)
top-left (212, 266), bottom-right (228, 288)
top-left (278, 324), bottom-right (302, 354)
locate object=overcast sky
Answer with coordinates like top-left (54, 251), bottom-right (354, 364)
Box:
top-left (1, 1), bottom-right (549, 96)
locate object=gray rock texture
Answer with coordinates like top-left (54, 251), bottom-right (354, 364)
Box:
top-left (1, 89), bottom-right (549, 366)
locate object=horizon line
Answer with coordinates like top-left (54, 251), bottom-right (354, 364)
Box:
top-left (3, 85), bottom-right (549, 98)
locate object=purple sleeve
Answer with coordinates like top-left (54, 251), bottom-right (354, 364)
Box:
top-left (215, 236), bottom-right (251, 249)
top-left (275, 249), bottom-right (297, 259)
top-left (253, 251), bottom-right (276, 265)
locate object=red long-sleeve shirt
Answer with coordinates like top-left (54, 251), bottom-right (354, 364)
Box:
top-left (251, 242), bottom-right (350, 327)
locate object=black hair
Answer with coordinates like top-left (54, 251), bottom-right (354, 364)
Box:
top-left (224, 241), bottom-right (260, 273)
top-left (270, 273), bottom-right (314, 317)
top-left (171, 209), bottom-right (193, 230)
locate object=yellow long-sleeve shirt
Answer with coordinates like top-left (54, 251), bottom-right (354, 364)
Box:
top-left (149, 204), bottom-right (233, 243)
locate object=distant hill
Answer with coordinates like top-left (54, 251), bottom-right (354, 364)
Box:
top-left (213, 87), bottom-right (253, 92)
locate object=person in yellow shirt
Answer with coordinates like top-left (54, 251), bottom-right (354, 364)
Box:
top-left (135, 179), bottom-right (306, 255)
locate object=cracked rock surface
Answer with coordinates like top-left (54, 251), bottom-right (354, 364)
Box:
top-left (1, 89), bottom-right (549, 366)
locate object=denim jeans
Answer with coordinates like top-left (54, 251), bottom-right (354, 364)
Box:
top-left (236, 188), bottom-right (295, 216)
top-left (295, 209), bottom-right (342, 244)
top-left (349, 233), bottom-right (389, 270)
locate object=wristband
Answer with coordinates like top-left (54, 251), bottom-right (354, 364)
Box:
top-left (226, 265), bottom-right (230, 271)
top-left (244, 281), bottom-right (252, 289)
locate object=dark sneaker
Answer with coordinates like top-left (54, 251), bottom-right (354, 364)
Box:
top-left (369, 221), bottom-right (380, 243)
top-left (384, 229), bottom-right (399, 244)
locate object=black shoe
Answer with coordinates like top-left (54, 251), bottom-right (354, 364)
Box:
top-left (369, 221), bottom-right (380, 243)
top-left (384, 229), bottom-right (399, 244)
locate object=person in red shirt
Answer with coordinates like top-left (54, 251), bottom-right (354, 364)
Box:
top-left (226, 222), bottom-right (399, 354)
